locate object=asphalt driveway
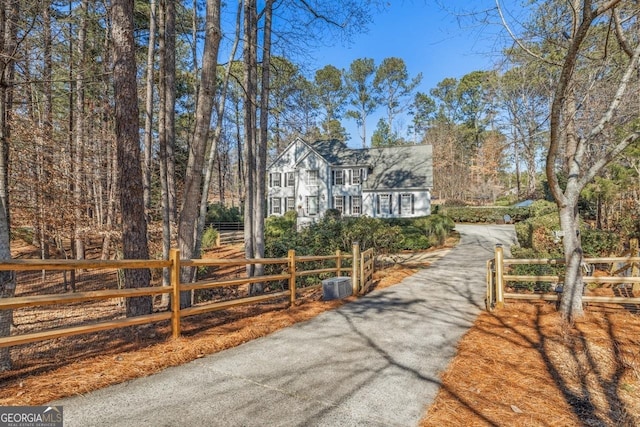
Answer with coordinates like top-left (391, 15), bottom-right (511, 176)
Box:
top-left (52, 224), bottom-right (517, 427)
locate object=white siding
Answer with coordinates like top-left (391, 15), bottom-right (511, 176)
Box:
top-left (364, 190), bottom-right (431, 218)
top-left (267, 138), bottom-right (432, 225)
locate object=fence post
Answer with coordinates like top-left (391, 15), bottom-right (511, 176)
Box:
top-left (352, 242), bottom-right (360, 296)
top-left (494, 244), bottom-right (504, 309)
top-left (359, 250), bottom-right (366, 295)
top-left (289, 249), bottom-right (296, 305)
top-left (631, 238), bottom-right (640, 293)
top-left (486, 259), bottom-right (494, 311)
top-left (170, 248), bottom-right (181, 339)
top-left (336, 249), bottom-right (341, 277)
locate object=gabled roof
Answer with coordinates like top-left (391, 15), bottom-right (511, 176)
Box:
top-left (268, 138), bottom-right (433, 190)
top-left (361, 145), bottom-right (433, 190)
top-left (307, 140), bottom-right (433, 190)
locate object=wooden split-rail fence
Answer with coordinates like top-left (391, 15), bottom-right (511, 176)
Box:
top-left (0, 243), bottom-right (375, 351)
top-left (486, 240), bottom-right (640, 311)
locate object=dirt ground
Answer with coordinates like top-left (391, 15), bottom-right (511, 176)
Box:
top-left (2, 238), bottom-right (640, 426)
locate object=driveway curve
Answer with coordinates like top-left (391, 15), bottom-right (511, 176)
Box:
top-left (53, 224), bottom-right (517, 427)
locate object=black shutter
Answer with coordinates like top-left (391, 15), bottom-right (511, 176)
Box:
top-left (398, 194), bottom-right (402, 215)
top-left (376, 195), bottom-right (380, 214)
top-left (411, 194), bottom-right (415, 214)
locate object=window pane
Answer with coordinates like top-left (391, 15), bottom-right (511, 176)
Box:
top-left (271, 198), bottom-right (281, 214)
top-left (286, 197), bottom-right (295, 211)
top-left (334, 196), bottom-right (343, 213)
top-left (307, 170), bottom-right (318, 185)
top-left (401, 194), bottom-right (412, 214)
top-left (380, 194), bottom-right (390, 213)
top-left (352, 196), bottom-right (361, 215)
top-left (352, 169), bottom-right (361, 185)
top-left (334, 170), bottom-right (343, 185)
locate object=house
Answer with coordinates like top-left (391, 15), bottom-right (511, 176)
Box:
top-left (267, 138), bottom-right (433, 226)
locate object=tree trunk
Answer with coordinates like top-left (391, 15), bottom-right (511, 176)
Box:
top-left (41, 3), bottom-right (53, 261)
top-left (111, 0), bottom-right (152, 317)
top-left (558, 201), bottom-right (584, 318)
top-left (243, 0), bottom-right (257, 278)
top-left (74, 0), bottom-right (87, 263)
top-left (250, 0), bottom-right (273, 294)
top-left (177, 0), bottom-right (222, 308)
top-left (142, 0), bottom-right (156, 219)
top-left (0, 0), bottom-right (17, 372)
top-left (158, 0), bottom-right (172, 288)
top-left (164, 0), bottom-right (177, 225)
top-left (195, 0), bottom-right (241, 259)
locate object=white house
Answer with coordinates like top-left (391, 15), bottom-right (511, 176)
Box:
top-left (267, 138), bottom-right (433, 226)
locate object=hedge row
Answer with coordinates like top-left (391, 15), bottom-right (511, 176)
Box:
top-left (436, 206), bottom-right (530, 224)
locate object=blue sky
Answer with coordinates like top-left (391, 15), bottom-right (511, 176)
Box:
top-left (307, 0), bottom-right (510, 147)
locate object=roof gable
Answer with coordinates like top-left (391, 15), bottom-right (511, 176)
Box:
top-left (268, 138), bottom-right (433, 190)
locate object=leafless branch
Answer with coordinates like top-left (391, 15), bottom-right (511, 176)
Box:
top-left (296, 0), bottom-right (346, 28)
top-left (579, 40), bottom-right (640, 188)
top-left (495, 0), bottom-right (562, 67)
top-left (613, 8), bottom-right (634, 57)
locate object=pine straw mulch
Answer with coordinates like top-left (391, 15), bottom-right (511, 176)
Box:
top-left (422, 302), bottom-right (640, 426)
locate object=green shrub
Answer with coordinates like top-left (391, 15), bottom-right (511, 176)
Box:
top-left (200, 227), bottom-right (219, 251)
top-left (581, 228), bottom-right (622, 257)
top-left (508, 246), bottom-right (559, 292)
top-left (11, 227), bottom-right (34, 244)
top-left (509, 198), bottom-right (623, 292)
top-left (265, 211), bottom-right (300, 258)
top-left (440, 206), bottom-right (530, 224)
top-left (514, 211), bottom-right (560, 252)
top-left (529, 200), bottom-right (557, 217)
top-left (443, 199), bottom-right (468, 207)
top-left (495, 195), bottom-right (517, 206)
top-left (206, 203), bottom-right (242, 223)
top-left (414, 214), bottom-right (455, 246)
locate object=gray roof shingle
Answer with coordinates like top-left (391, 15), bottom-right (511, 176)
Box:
top-left (308, 140), bottom-right (433, 191)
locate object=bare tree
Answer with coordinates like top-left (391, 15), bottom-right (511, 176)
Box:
top-left (177, 0), bottom-right (222, 307)
top-left (195, 0), bottom-right (243, 259)
top-left (498, 0), bottom-right (640, 320)
top-left (243, 0), bottom-right (258, 276)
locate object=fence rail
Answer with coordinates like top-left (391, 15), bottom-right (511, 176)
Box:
top-left (486, 244), bottom-right (640, 311)
top-left (207, 221), bottom-right (244, 231)
top-left (0, 244), bottom-right (373, 357)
